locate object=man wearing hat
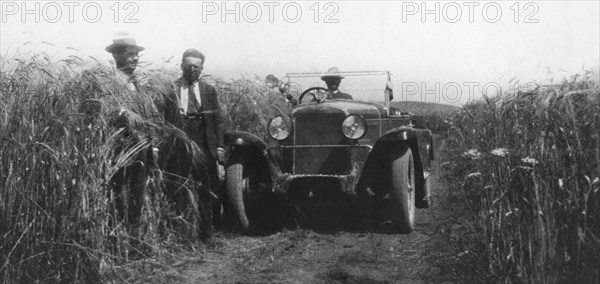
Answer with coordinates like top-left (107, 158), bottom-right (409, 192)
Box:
top-left (321, 67), bottom-right (353, 100)
top-left (105, 32), bottom-right (145, 91)
top-left (105, 32), bottom-right (149, 249)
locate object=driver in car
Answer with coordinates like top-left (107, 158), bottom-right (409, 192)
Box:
top-left (321, 67), bottom-right (353, 100)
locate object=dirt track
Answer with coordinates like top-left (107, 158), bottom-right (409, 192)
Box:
top-left (116, 136), bottom-right (463, 283)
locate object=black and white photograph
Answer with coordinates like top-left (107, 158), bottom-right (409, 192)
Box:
top-left (1, 1), bottom-right (599, 283)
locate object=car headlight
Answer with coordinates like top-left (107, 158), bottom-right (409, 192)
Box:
top-left (342, 114), bottom-right (367, 140)
top-left (268, 116), bottom-right (292, 140)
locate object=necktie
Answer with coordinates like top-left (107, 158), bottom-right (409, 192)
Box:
top-left (187, 85), bottom-right (200, 114)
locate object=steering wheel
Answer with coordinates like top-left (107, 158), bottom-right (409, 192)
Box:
top-left (298, 87), bottom-right (333, 104)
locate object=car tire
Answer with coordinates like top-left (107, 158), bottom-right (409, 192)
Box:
top-left (390, 145), bottom-right (415, 234)
top-left (225, 150), bottom-right (258, 232)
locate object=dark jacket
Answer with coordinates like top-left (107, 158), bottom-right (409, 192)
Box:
top-left (163, 77), bottom-right (224, 159)
top-left (330, 90), bottom-right (353, 100)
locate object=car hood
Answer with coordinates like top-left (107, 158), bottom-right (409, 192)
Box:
top-left (292, 100), bottom-right (387, 119)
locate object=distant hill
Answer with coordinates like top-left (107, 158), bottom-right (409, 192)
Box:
top-left (390, 101), bottom-right (460, 132)
top-left (390, 101), bottom-right (460, 116)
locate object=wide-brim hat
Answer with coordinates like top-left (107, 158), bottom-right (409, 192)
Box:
top-left (321, 67), bottom-right (345, 81)
top-left (105, 32), bottom-right (145, 53)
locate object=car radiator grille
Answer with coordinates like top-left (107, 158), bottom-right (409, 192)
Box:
top-left (293, 113), bottom-right (351, 175)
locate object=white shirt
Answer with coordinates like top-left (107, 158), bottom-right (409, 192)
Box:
top-left (179, 81), bottom-right (201, 114)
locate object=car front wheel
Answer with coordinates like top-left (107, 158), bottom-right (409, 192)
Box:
top-left (390, 145), bottom-right (415, 234)
top-left (225, 150), bottom-right (257, 232)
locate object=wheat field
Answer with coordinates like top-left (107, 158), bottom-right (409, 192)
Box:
top-left (1, 51), bottom-right (598, 283)
top-left (443, 73), bottom-right (600, 283)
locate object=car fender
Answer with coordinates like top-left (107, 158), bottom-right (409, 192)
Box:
top-left (224, 131), bottom-right (280, 185)
top-left (415, 129), bottom-right (434, 171)
top-left (357, 131), bottom-right (428, 208)
top-left (378, 127), bottom-right (433, 171)
top-left (378, 127), bottom-right (416, 142)
top-left (224, 131), bottom-right (268, 150)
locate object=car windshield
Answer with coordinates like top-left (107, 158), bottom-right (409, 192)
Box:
top-left (284, 71), bottom-right (391, 105)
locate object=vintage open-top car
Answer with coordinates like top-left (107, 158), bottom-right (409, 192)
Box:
top-left (223, 71), bottom-right (433, 234)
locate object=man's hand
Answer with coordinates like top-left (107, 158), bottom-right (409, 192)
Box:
top-left (217, 163), bottom-right (225, 181)
top-left (152, 147), bottom-right (160, 163)
top-left (217, 147), bottom-right (225, 164)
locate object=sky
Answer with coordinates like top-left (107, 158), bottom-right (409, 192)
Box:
top-left (1, 0), bottom-right (599, 105)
